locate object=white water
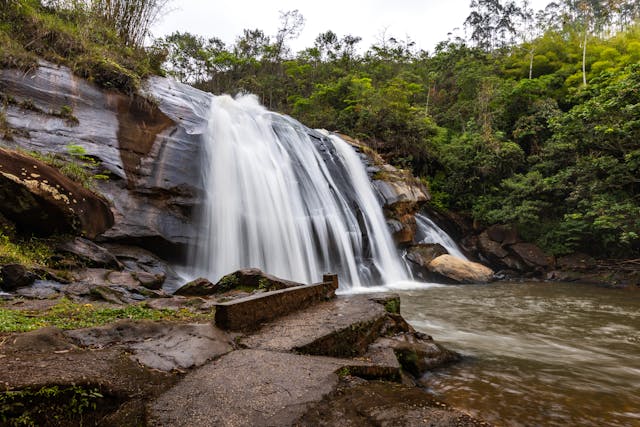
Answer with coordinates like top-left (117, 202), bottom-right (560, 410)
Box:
top-left (191, 94), bottom-right (408, 289)
top-left (415, 213), bottom-right (468, 260)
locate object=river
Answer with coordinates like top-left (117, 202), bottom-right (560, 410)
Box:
top-left (399, 281), bottom-right (640, 427)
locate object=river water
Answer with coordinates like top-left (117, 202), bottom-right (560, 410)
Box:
top-left (399, 281), bottom-right (640, 427)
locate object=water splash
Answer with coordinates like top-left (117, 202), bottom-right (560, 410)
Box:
top-left (415, 213), bottom-right (468, 260)
top-left (190, 94), bottom-right (408, 289)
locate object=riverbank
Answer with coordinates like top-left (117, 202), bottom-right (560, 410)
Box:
top-left (0, 277), bottom-right (489, 426)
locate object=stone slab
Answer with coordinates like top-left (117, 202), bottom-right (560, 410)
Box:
top-left (147, 348), bottom-right (403, 427)
top-left (214, 277), bottom-right (338, 331)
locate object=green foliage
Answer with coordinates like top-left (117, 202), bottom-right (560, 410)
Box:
top-left (0, 0), bottom-right (165, 93)
top-left (216, 273), bottom-right (240, 292)
top-left (0, 298), bottom-right (215, 332)
top-left (0, 385), bottom-right (105, 426)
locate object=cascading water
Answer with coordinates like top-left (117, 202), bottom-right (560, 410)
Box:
top-left (415, 213), bottom-right (468, 260)
top-left (190, 94), bottom-right (408, 289)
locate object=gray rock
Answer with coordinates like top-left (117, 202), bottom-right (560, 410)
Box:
top-left (0, 62), bottom-right (211, 256)
top-left (57, 237), bottom-right (122, 269)
top-left (173, 277), bottom-right (216, 296)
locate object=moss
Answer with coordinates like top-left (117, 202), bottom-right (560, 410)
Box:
top-left (217, 273), bottom-right (240, 292)
top-left (0, 298), bottom-right (216, 333)
top-left (0, 232), bottom-right (54, 267)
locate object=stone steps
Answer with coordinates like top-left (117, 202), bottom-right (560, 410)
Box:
top-left (239, 294), bottom-right (396, 357)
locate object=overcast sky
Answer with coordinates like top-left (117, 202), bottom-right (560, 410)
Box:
top-left (153, 0), bottom-right (552, 54)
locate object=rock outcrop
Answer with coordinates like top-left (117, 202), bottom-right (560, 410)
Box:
top-left (0, 62), bottom-right (211, 256)
top-left (336, 134), bottom-right (430, 245)
top-left (0, 148), bottom-right (114, 238)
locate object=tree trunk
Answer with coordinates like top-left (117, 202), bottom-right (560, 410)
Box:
top-left (529, 47), bottom-right (534, 79)
top-left (582, 30), bottom-right (588, 86)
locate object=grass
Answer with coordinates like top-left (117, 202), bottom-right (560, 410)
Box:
top-left (0, 0), bottom-right (165, 94)
top-left (0, 298), bottom-right (216, 333)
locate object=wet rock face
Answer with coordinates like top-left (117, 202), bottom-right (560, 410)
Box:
top-left (0, 148), bottom-right (114, 238)
top-left (0, 62), bottom-right (211, 256)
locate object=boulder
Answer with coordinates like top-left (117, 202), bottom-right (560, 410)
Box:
top-left (216, 268), bottom-right (302, 293)
top-left (478, 230), bottom-right (509, 260)
top-left (57, 237), bottom-right (122, 269)
top-left (406, 244), bottom-right (449, 267)
top-left (509, 242), bottom-right (550, 268)
top-left (0, 264), bottom-right (37, 291)
top-left (486, 224), bottom-right (519, 245)
top-left (557, 252), bottom-right (595, 270)
top-left (428, 255), bottom-right (494, 284)
top-left (0, 148), bottom-right (114, 238)
top-left (174, 278), bottom-right (217, 296)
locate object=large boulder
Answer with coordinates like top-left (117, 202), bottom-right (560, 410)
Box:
top-left (509, 242), bottom-right (551, 268)
top-left (0, 62), bottom-right (211, 256)
top-left (428, 255), bottom-right (494, 284)
top-left (0, 148), bottom-right (113, 238)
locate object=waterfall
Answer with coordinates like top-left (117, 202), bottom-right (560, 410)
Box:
top-left (415, 213), bottom-right (468, 260)
top-left (191, 94), bottom-right (408, 290)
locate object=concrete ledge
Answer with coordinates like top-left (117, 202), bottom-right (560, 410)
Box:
top-left (214, 274), bottom-right (339, 331)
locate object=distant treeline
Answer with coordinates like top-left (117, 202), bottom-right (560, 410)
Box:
top-left (154, 1), bottom-right (640, 258)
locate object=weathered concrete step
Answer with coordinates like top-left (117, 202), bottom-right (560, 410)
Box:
top-left (240, 294), bottom-right (396, 357)
top-left (214, 274), bottom-right (338, 331)
top-left (147, 348), bottom-right (400, 427)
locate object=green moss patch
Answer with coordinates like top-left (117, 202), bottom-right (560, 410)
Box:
top-left (0, 298), bottom-right (215, 333)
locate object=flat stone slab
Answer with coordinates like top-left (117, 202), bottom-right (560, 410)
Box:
top-left (214, 278), bottom-right (338, 331)
top-left (147, 349), bottom-right (345, 426)
top-left (240, 295), bottom-right (389, 357)
top-left (65, 320), bottom-right (233, 371)
top-left (0, 327), bottom-right (172, 396)
top-left (147, 348), bottom-right (403, 427)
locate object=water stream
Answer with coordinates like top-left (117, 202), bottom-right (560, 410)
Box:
top-left (400, 282), bottom-right (640, 426)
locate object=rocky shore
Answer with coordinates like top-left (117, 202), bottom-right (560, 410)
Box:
top-left (0, 272), bottom-right (489, 426)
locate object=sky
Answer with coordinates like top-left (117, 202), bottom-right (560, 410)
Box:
top-left (153, 0), bottom-right (552, 54)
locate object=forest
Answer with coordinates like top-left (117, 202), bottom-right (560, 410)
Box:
top-left (156, 0), bottom-right (640, 259)
top-left (2, 0), bottom-right (640, 259)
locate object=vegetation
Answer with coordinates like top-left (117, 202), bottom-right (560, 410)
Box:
top-left (157, 0), bottom-right (640, 258)
top-left (0, 0), bottom-right (167, 93)
top-left (0, 385), bottom-right (106, 427)
top-left (0, 298), bottom-right (215, 332)
top-left (0, 231), bottom-right (53, 267)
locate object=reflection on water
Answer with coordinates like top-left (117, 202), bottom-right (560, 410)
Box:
top-left (399, 282), bottom-right (640, 427)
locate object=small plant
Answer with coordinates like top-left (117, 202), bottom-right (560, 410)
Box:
top-left (257, 277), bottom-right (270, 291)
top-left (217, 273), bottom-right (240, 292)
top-left (54, 104), bottom-right (79, 126)
top-left (0, 385), bottom-right (105, 426)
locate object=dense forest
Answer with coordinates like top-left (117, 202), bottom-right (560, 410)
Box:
top-left (154, 0), bottom-right (640, 259)
top-left (2, 0), bottom-right (639, 259)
